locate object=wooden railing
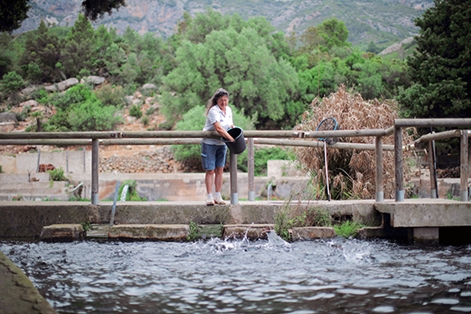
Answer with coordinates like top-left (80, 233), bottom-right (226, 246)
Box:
top-left (394, 119), bottom-right (471, 202)
top-left (1, 118), bottom-right (470, 204)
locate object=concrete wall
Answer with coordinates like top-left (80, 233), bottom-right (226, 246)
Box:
top-left (0, 200), bottom-right (379, 238)
top-left (0, 155), bottom-right (16, 173)
top-left (15, 150), bottom-right (91, 174)
top-left (66, 172), bottom-right (311, 202)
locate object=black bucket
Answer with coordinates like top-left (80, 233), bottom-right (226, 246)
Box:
top-left (223, 127), bottom-right (246, 154)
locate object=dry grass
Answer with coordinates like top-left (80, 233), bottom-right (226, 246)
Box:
top-left (294, 85), bottom-right (415, 200)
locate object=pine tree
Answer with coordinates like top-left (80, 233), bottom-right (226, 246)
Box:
top-left (19, 20), bottom-right (63, 82)
top-left (61, 14), bottom-right (95, 77)
top-left (398, 0), bottom-right (471, 119)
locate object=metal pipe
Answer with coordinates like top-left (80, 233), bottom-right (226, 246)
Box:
top-left (247, 138), bottom-right (255, 201)
top-left (91, 139), bottom-right (99, 205)
top-left (375, 136), bottom-right (384, 202)
top-left (460, 130), bottom-right (469, 202)
top-left (395, 126), bottom-right (404, 202)
top-left (230, 152), bottom-right (238, 205)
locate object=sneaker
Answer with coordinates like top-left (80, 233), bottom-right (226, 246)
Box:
top-left (206, 198), bottom-right (215, 206)
top-left (214, 196), bottom-right (226, 205)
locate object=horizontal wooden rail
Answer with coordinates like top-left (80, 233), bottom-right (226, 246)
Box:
top-left (0, 128), bottom-right (393, 140)
top-left (0, 138), bottom-right (396, 151)
top-left (0, 139), bottom-right (203, 146)
top-left (395, 118), bottom-right (471, 128)
top-left (253, 139), bottom-right (395, 151)
top-left (414, 130), bottom-right (462, 144)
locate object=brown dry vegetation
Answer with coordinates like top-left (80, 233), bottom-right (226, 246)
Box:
top-left (294, 85), bottom-right (416, 200)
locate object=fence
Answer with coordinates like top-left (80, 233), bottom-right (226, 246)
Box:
top-left (1, 118), bottom-right (470, 204)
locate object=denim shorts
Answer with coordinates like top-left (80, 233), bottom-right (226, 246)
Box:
top-left (201, 143), bottom-right (227, 171)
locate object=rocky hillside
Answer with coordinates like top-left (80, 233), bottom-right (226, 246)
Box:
top-left (17, 0), bottom-right (434, 48)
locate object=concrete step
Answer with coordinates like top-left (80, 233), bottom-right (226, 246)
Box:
top-left (40, 223), bottom-right (348, 242)
top-left (40, 224), bottom-right (84, 241)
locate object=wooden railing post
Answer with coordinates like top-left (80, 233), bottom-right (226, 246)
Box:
top-left (230, 152), bottom-right (238, 204)
top-left (460, 130), bottom-right (469, 202)
top-left (91, 139), bottom-right (99, 205)
top-left (375, 136), bottom-right (384, 202)
top-left (248, 138), bottom-right (255, 201)
top-left (394, 126), bottom-right (404, 201)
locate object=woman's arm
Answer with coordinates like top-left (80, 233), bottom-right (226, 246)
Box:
top-left (213, 121), bottom-right (234, 141)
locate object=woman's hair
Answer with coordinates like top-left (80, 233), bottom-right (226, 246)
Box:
top-left (206, 88), bottom-right (229, 114)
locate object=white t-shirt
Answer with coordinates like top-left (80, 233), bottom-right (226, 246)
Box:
top-left (202, 105), bottom-right (233, 145)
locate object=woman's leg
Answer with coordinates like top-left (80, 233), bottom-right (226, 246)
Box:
top-left (205, 169), bottom-right (215, 194)
top-left (214, 166), bottom-right (224, 193)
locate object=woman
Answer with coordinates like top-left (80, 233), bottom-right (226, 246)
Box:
top-left (201, 88), bottom-right (235, 206)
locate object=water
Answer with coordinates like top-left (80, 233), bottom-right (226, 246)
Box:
top-left (120, 184), bottom-right (129, 202)
top-left (1, 236), bottom-right (471, 314)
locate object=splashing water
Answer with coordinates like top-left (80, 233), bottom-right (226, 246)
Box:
top-left (120, 184), bottom-right (129, 202)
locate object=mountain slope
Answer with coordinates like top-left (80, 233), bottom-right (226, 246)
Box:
top-left (17, 0), bottom-right (434, 48)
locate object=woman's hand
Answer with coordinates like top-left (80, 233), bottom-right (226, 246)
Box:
top-left (214, 122), bottom-right (234, 141)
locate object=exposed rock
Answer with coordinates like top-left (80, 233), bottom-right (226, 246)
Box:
top-left (20, 85), bottom-right (38, 96)
top-left (44, 78), bottom-right (79, 92)
top-left (80, 76), bottom-right (105, 85)
top-left (124, 95), bottom-right (134, 106)
top-left (0, 112), bottom-right (17, 123)
top-left (18, 99), bottom-right (39, 109)
top-left (0, 122), bottom-right (16, 132)
top-left (142, 83), bottom-right (157, 91)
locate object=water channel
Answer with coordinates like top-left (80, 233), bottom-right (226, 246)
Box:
top-left (1, 236), bottom-right (471, 313)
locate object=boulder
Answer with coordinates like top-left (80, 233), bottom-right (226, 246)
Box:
top-left (0, 122), bottom-right (16, 132)
top-left (80, 76), bottom-right (105, 85)
top-left (142, 83), bottom-right (157, 90)
top-left (0, 112), bottom-right (18, 123)
top-left (44, 78), bottom-right (79, 92)
top-left (20, 85), bottom-right (38, 96)
top-left (18, 99), bottom-right (39, 108)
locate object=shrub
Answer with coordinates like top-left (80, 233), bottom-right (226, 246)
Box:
top-left (34, 88), bottom-right (49, 105)
top-left (146, 106), bottom-right (156, 115)
top-left (129, 104), bottom-right (143, 119)
top-left (15, 105), bottom-right (31, 121)
top-left (118, 180), bottom-right (146, 201)
top-left (141, 115), bottom-right (149, 126)
top-left (275, 198), bottom-right (331, 241)
top-left (68, 98), bottom-right (123, 131)
top-left (48, 167), bottom-right (67, 181)
top-left (334, 220), bottom-right (363, 238)
top-left (94, 84), bottom-right (125, 107)
top-left (0, 71), bottom-right (24, 96)
top-left (293, 85), bottom-right (416, 200)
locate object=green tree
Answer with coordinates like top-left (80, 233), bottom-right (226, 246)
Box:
top-left (0, 71), bottom-right (24, 101)
top-left (398, 0), bottom-right (471, 119)
top-left (0, 33), bottom-right (18, 77)
top-left (61, 13), bottom-right (95, 77)
top-left (19, 20), bottom-right (63, 82)
top-left (0, 0), bottom-right (30, 33)
top-left (161, 27), bottom-right (298, 129)
top-left (68, 98), bottom-right (122, 131)
top-left (318, 18), bottom-right (350, 50)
